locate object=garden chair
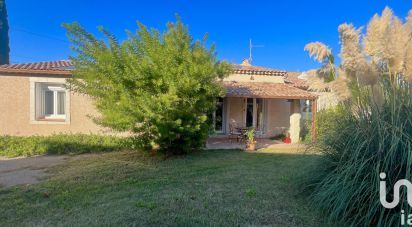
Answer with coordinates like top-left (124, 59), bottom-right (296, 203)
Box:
top-left (229, 123), bottom-right (243, 143)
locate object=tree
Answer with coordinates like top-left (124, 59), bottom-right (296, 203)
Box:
top-left (63, 17), bottom-right (230, 154)
top-left (0, 0), bottom-right (9, 64)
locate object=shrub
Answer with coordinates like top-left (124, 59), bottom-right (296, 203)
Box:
top-left (246, 127), bottom-right (255, 144)
top-left (304, 81), bottom-right (412, 226)
top-left (301, 106), bottom-right (346, 143)
top-left (63, 17), bottom-right (230, 155)
top-left (0, 134), bottom-right (134, 157)
top-left (270, 133), bottom-right (286, 141)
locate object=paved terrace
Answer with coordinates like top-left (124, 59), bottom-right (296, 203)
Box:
top-left (206, 137), bottom-right (305, 150)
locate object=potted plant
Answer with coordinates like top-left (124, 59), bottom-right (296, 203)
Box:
top-left (245, 127), bottom-right (256, 151)
top-left (282, 133), bottom-right (291, 144)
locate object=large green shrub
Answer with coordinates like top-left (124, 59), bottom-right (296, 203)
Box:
top-left (301, 106), bottom-right (346, 143)
top-left (63, 17), bottom-right (230, 154)
top-left (304, 81), bottom-right (412, 226)
top-left (0, 134), bottom-right (133, 157)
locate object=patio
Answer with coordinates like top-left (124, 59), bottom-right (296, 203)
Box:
top-left (210, 81), bottom-right (318, 144)
top-left (205, 136), bottom-right (304, 150)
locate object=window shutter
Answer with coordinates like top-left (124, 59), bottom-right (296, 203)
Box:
top-left (35, 83), bottom-right (43, 119)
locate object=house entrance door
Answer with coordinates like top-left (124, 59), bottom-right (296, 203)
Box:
top-left (244, 98), bottom-right (265, 130)
top-left (246, 98), bottom-right (254, 127)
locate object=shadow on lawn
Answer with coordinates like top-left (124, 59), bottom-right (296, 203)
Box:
top-left (0, 149), bottom-right (326, 226)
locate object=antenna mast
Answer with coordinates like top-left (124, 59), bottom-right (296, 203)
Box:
top-left (249, 38), bottom-right (264, 64)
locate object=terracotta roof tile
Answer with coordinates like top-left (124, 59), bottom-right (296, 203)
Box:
top-left (284, 72), bottom-right (309, 89)
top-left (0, 60), bottom-right (73, 75)
top-left (223, 81), bottom-right (317, 100)
top-left (232, 64), bottom-right (287, 76)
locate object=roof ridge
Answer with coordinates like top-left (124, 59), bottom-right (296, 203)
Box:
top-left (232, 64), bottom-right (287, 76)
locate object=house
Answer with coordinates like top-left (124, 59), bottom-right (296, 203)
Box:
top-left (0, 60), bottom-right (108, 136)
top-left (0, 60), bottom-right (317, 143)
top-left (216, 60), bottom-right (317, 143)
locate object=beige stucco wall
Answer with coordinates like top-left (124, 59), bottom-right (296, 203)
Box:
top-left (266, 99), bottom-right (291, 137)
top-left (227, 97), bottom-right (245, 128)
top-left (223, 74), bottom-right (284, 83)
top-left (0, 75), bottom-right (113, 136)
top-left (1, 72), bottom-right (302, 141)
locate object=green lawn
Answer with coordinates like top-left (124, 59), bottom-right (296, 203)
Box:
top-left (0, 149), bottom-right (323, 226)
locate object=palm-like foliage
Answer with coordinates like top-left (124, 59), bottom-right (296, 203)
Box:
top-left (304, 42), bottom-right (336, 83)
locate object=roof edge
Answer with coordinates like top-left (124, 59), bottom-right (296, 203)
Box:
top-left (0, 68), bottom-right (72, 76)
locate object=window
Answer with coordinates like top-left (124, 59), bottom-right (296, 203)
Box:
top-left (246, 98), bottom-right (254, 127)
top-left (35, 83), bottom-right (67, 120)
top-left (256, 98), bottom-right (264, 130)
top-left (302, 100), bottom-right (312, 113)
top-left (214, 97), bottom-right (224, 133)
top-left (244, 98), bottom-right (266, 130)
top-left (301, 99), bottom-right (312, 120)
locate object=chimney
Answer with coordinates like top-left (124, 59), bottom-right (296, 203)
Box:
top-left (241, 59), bottom-right (251, 66)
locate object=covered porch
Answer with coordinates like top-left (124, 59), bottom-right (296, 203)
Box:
top-left (211, 81), bottom-right (318, 144)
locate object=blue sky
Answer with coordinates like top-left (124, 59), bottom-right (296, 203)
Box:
top-left (7, 0), bottom-right (412, 71)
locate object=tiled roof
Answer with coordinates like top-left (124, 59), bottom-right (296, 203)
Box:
top-left (0, 60), bottom-right (73, 75)
top-left (223, 81), bottom-right (317, 100)
top-left (284, 72), bottom-right (308, 89)
top-left (232, 64), bottom-right (287, 76)
top-left (0, 60), bottom-right (299, 88)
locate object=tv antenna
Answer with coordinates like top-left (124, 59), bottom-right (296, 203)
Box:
top-left (249, 39), bottom-right (264, 64)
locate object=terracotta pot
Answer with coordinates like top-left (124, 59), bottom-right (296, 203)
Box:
top-left (245, 141), bottom-right (256, 151)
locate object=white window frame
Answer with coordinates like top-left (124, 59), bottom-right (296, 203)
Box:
top-left (213, 98), bottom-right (224, 134)
top-left (301, 99), bottom-right (313, 120)
top-left (243, 98), bottom-right (267, 132)
top-left (42, 85), bottom-right (66, 120)
top-left (30, 77), bottom-right (71, 125)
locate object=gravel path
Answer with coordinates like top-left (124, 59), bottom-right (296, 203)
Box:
top-left (0, 155), bottom-right (69, 188)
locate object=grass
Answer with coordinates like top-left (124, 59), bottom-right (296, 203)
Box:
top-left (0, 149), bottom-right (324, 226)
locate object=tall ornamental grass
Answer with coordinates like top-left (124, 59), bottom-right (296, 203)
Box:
top-left (301, 7), bottom-right (412, 226)
top-left (305, 81), bottom-right (412, 226)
